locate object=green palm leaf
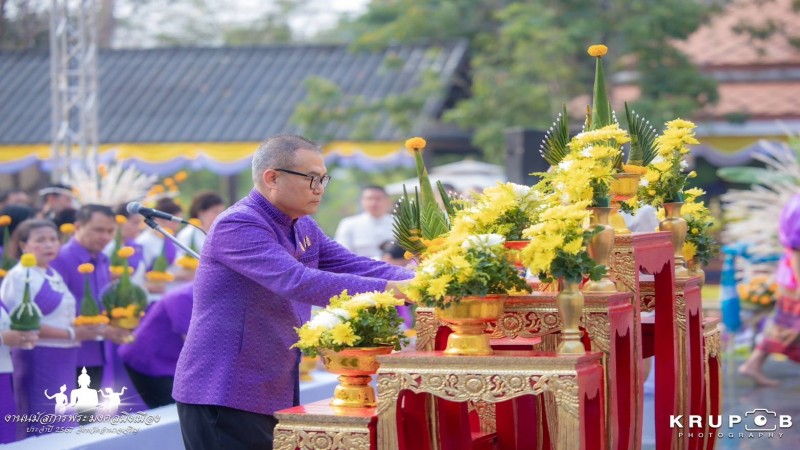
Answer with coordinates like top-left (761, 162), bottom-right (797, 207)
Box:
top-left (624, 103), bottom-right (658, 166)
top-left (540, 105), bottom-right (571, 166)
top-left (392, 187), bottom-right (425, 254)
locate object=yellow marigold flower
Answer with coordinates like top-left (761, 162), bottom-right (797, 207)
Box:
top-left (404, 137), bottom-right (427, 153)
top-left (403, 251), bottom-right (413, 260)
top-left (683, 241), bottom-right (698, 261)
top-left (21, 253), bottom-right (37, 268)
top-left (146, 271), bottom-right (175, 283)
top-left (117, 246), bottom-right (136, 259)
top-left (78, 263), bottom-right (95, 274)
top-left (188, 218), bottom-right (202, 228)
top-left (688, 171), bottom-right (697, 178)
top-left (621, 164), bottom-right (648, 175)
top-left (177, 255), bottom-right (199, 271)
top-left (587, 44), bottom-right (608, 57)
top-left (174, 171), bottom-right (188, 182)
top-left (115, 215), bottom-right (127, 225)
top-left (164, 177), bottom-right (175, 187)
top-left (330, 322), bottom-right (358, 346)
top-left (150, 185), bottom-right (165, 194)
top-left (0, 215), bottom-right (11, 227)
top-left (59, 223), bottom-right (76, 235)
top-left (97, 164), bottom-right (108, 177)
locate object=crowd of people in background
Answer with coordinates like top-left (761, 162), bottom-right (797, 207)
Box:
top-left (0, 185), bottom-right (225, 443)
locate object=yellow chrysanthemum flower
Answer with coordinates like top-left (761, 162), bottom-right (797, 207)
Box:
top-left (404, 137), bottom-right (427, 153)
top-left (59, 223), bottom-right (76, 235)
top-left (78, 262), bottom-right (95, 274)
top-left (587, 44), bottom-right (608, 57)
top-left (295, 326), bottom-right (324, 349)
top-left (0, 215), bottom-right (11, 227)
top-left (115, 215), bottom-right (127, 225)
top-left (188, 218), bottom-right (202, 228)
top-left (21, 253), bottom-right (37, 268)
top-left (683, 241), bottom-right (698, 261)
top-left (117, 246), bottom-right (136, 259)
top-left (403, 251), bottom-right (413, 260)
top-left (622, 164), bottom-right (648, 175)
top-left (330, 322), bottom-right (358, 346)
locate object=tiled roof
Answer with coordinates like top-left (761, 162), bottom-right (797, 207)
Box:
top-left (675, 0), bottom-right (800, 67)
top-left (0, 42), bottom-right (468, 144)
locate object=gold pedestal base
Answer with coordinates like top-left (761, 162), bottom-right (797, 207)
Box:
top-left (443, 323), bottom-right (494, 356)
top-left (331, 375), bottom-right (376, 408)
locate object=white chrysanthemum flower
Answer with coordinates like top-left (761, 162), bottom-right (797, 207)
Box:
top-left (680, 160), bottom-right (689, 170)
top-left (639, 178), bottom-right (650, 187)
top-left (651, 155), bottom-right (666, 164)
top-left (309, 310), bottom-right (345, 330)
top-left (462, 233), bottom-right (505, 250)
top-left (558, 160), bottom-right (573, 171)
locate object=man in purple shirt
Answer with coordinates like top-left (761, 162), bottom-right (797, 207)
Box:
top-left (51, 205), bottom-right (132, 394)
top-left (173, 135), bottom-right (412, 450)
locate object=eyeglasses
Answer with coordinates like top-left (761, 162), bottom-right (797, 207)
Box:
top-left (275, 169), bottom-right (331, 190)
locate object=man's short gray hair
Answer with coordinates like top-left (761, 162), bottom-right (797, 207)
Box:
top-left (252, 134), bottom-right (320, 186)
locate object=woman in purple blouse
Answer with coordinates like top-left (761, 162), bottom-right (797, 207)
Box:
top-left (740, 193), bottom-right (800, 386)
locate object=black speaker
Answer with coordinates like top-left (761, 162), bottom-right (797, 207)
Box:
top-left (505, 127), bottom-right (550, 186)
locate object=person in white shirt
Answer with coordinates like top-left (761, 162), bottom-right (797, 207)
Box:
top-left (334, 185), bottom-right (395, 259)
top-left (1, 301), bottom-right (38, 443)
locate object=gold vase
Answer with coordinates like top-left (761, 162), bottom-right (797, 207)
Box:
top-left (609, 173), bottom-right (641, 234)
top-left (319, 346), bottom-right (394, 408)
top-left (504, 240), bottom-right (529, 274)
top-left (299, 356), bottom-right (318, 382)
top-left (686, 257), bottom-right (706, 285)
top-left (436, 295), bottom-right (506, 356)
top-left (659, 202), bottom-right (690, 278)
top-left (584, 207), bottom-right (616, 292)
top-left (557, 281), bottom-right (585, 354)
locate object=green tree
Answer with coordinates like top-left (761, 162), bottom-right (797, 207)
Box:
top-left (310, 0), bottom-right (721, 161)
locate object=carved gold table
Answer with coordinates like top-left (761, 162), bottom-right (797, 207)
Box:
top-left (376, 351), bottom-right (606, 450)
top-left (609, 232), bottom-right (678, 450)
top-left (274, 399), bottom-right (377, 450)
top-left (701, 317), bottom-right (721, 450)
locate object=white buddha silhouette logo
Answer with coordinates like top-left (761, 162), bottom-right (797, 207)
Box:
top-left (44, 384), bottom-right (69, 415)
top-left (68, 367), bottom-right (99, 415)
top-left (99, 387), bottom-right (126, 415)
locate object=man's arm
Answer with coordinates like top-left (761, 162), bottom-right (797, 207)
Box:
top-left (317, 230), bottom-right (412, 281)
top-left (212, 215), bottom-right (391, 306)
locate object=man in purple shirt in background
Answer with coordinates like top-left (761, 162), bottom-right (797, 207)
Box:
top-left (173, 135), bottom-right (412, 450)
top-left (51, 205), bottom-right (132, 387)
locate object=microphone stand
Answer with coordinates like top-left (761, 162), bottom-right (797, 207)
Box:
top-left (143, 217), bottom-right (201, 260)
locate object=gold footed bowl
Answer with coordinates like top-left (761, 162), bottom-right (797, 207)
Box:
top-left (299, 356), bottom-right (318, 382)
top-left (319, 346), bottom-right (394, 408)
top-left (436, 295), bottom-right (506, 356)
top-left (609, 173), bottom-right (641, 234)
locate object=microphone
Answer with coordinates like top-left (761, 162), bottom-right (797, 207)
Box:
top-left (126, 202), bottom-right (188, 224)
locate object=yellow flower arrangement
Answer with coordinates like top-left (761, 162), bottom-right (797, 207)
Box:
top-left (102, 244), bottom-right (147, 329)
top-left (10, 253), bottom-right (41, 331)
top-left (679, 188), bottom-right (718, 266)
top-left (292, 290), bottom-right (408, 357)
top-left (402, 234), bottom-right (529, 308)
top-left (738, 275), bottom-right (778, 309)
top-left (59, 223), bottom-right (76, 236)
top-left (450, 182), bottom-right (540, 241)
top-left (637, 119), bottom-right (700, 207)
top-left (75, 260), bottom-right (105, 327)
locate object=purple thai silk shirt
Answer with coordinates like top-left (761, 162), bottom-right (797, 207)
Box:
top-left (173, 190), bottom-right (411, 415)
top-left (777, 194), bottom-right (800, 290)
top-left (50, 237), bottom-right (111, 367)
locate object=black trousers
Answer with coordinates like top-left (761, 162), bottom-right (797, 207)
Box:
top-left (124, 364), bottom-right (175, 409)
top-left (177, 402), bottom-right (279, 450)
